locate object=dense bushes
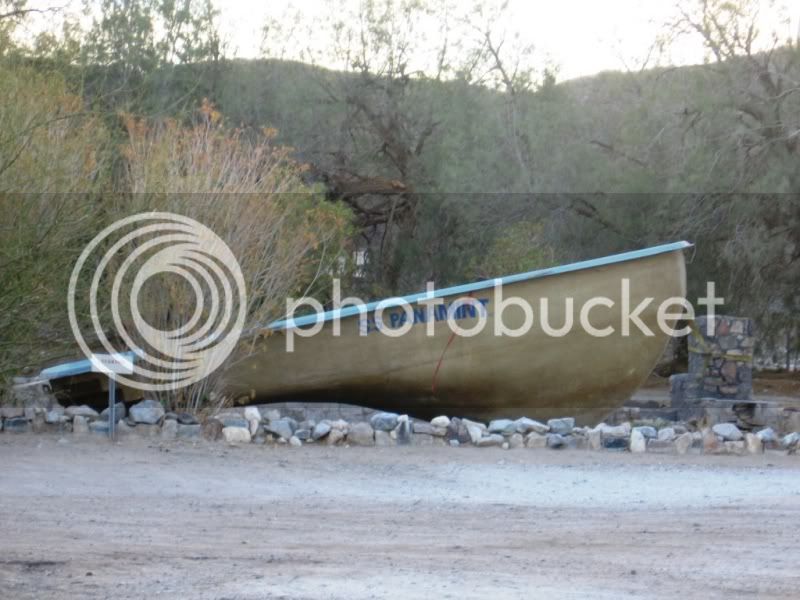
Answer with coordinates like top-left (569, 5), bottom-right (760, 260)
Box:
top-left (0, 66), bottom-right (353, 409)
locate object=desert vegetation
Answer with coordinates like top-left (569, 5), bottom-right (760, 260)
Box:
top-left (1, 0), bottom-right (799, 406)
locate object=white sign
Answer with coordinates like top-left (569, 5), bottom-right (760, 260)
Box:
top-left (90, 353), bottom-right (134, 375)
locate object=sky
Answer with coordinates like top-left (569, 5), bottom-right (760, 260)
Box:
top-left (20, 0), bottom-right (800, 81)
top-left (221, 0), bottom-right (681, 79)
top-left (218, 0), bottom-right (798, 80)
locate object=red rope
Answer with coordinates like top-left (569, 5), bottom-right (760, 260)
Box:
top-left (430, 292), bottom-right (473, 393)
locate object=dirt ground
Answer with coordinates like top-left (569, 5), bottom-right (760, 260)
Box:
top-left (1, 435), bottom-right (799, 599)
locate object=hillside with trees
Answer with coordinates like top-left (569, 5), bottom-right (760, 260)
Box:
top-left (1, 0), bottom-right (798, 399)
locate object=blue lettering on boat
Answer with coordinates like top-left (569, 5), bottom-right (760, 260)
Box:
top-left (360, 297), bottom-right (490, 334)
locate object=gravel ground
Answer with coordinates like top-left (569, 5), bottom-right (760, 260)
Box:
top-left (1, 435), bottom-right (799, 599)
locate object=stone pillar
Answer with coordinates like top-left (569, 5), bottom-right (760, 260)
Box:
top-left (688, 315), bottom-right (754, 400)
top-left (671, 315), bottom-right (754, 420)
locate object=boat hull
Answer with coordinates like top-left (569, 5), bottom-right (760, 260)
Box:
top-left (225, 248), bottom-right (687, 424)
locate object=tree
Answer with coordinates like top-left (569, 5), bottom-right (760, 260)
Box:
top-left (645, 1), bottom-right (800, 356)
top-left (0, 63), bottom-right (111, 385)
top-left (81, 0), bottom-right (223, 112)
top-left (115, 101), bottom-right (353, 410)
top-left (263, 0), bottom-right (458, 293)
top-left (670, 0), bottom-right (800, 191)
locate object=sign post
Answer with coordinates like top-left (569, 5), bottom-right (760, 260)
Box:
top-left (90, 353), bottom-right (135, 440)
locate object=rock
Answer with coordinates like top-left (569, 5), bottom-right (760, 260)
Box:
top-left (508, 433), bottom-right (524, 449)
top-left (525, 432), bottom-right (547, 449)
top-left (597, 422), bottom-right (631, 438)
top-left (745, 433), bottom-right (763, 454)
top-left (546, 433), bottom-right (566, 449)
top-left (488, 419), bottom-right (516, 435)
top-left (66, 405), bottom-right (99, 419)
top-left (449, 439), bottom-right (460, 447)
top-left (73, 415), bottom-right (89, 435)
top-left (244, 406), bottom-right (261, 422)
top-left (298, 419), bottom-right (316, 432)
top-left (3, 416), bottom-right (29, 433)
top-left (289, 435), bottom-right (302, 447)
top-left (263, 409), bottom-right (281, 422)
top-left (466, 423), bottom-right (483, 445)
top-left (215, 414), bottom-right (249, 429)
top-left (347, 422), bottom-right (375, 446)
top-left (116, 421), bottom-right (135, 436)
top-left (657, 427), bottom-right (676, 442)
top-left (587, 429), bottom-right (602, 451)
top-left (675, 432), bottom-right (694, 455)
top-left (244, 410), bottom-right (261, 436)
top-left (0, 406), bottom-right (24, 419)
top-left (88, 420), bottom-right (110, 434)
top-left (202, 419), bottom-right (223, 441)
top-left (723, 441), bottom-right (746, 456)
top-left (646, 439), bottom-right (676, 454)
top-left (412, 421), bottom-right (435, 435)
top-left (712, 423), bottom-right (743, 441)
top-left (514, 417), bottom-right (549, 435)
top-left (462, 418), bottom-right (487, 433)
top-left (602, 437), bottom-right (628, 450)
top-left (161, 419), bottom-right (178, 440)
top-left (375, 430), bottom-right (394, 446)
top-left (222, 426), bottom-right (251, 444)
top-left (564, 435), bottom-right (584, 450)
top-left (265, 418), bottom-right (295, 441)
top-left (756, 427), bottom-right (777, 444)
top-left (412, 433), bottom-right (434, 446)
top-left (781, 432), bottom-right (800, 451)
top-left (177, 424), bottom-right (201, 439)
top-left (633, 426), bottom-right (657, 439)
top-left (462, 419), bottom-right (487, 445)
top-left (547, 418), bottom-right (575, 436)
top-left (477, 434), bottom-right (504, 447)
top-left (330, 419), bottom-right (349, 432)
top-left (176, 413), bottom-right (198, 425)
top-left (129, 399), bottom-right (164, 424)
top-left (137, 424), bottom-right (160, 437)
top-left (702, 430), bottom-right (722, 454)
top-left (446, 418), bottom-right (471, 444)
top-left (630, 429), bottom-right (646, 453)
top-left (326, 428), bottom-right (345, 445)
top-left (45, 406), bottom-right (65, 424)
top-left (100, 402), bottom-right (126, 422)
top-left (31, 412), bottom-right (46, 433)
top-left (431, 416), bottom-right (450, 428)
top-left (370, 412), bottom-right (400, 431)
top-left (294, 428), bottom-right (311, 441)
top-left (394, 416), bottom-right (412, 445)
top-left (312, 421), bottom-right (332, 440)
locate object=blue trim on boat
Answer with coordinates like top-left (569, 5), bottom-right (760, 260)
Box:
top-left (267, 241), bottom-right (693, 331)
top-left (40, 351), bottom-right (137, 380)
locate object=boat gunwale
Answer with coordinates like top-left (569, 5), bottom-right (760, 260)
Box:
top-left (268, 241), bottom-right (693, 331)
